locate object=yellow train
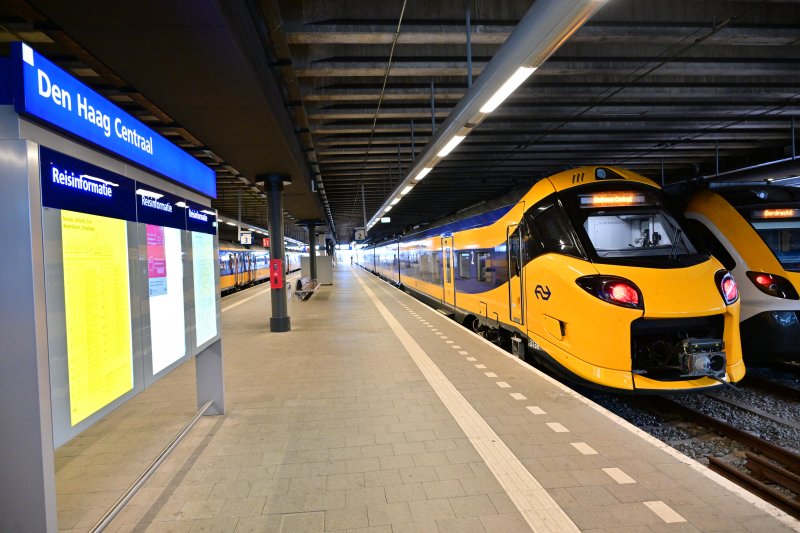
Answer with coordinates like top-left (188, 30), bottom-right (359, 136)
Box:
top-left (219, 241), bottom-right (302, 294)
top-left (685, 185), bottom-right (800, 362)
top-left (358, 166), bottom-right (745, 393)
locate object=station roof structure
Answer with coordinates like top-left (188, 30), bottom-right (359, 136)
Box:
top-left (2, 0), bottom-right (799, 242)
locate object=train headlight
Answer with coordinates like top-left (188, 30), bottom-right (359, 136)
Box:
top-left (746, 271), bottom-right (799, 300)
top-left (714, 271), bottom-right (739, 305)
top-left (576, 276), bottom-right (643, 309)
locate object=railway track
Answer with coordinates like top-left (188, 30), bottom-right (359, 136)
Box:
top-left (659, 397), bottom-right (800, 519)
top-left (742, 374), bottom-right (800, 400)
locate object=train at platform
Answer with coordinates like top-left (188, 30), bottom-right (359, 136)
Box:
top-left (684, 185), bottom-right (800, 362)
top-left (357, 166), bottom-right (745, 393)
top-left (219, 241), bottom-right (302, 293)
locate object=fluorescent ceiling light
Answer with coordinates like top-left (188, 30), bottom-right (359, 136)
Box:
top-left (414, 167), bottom-right (433, 181)
top-left (225, 222), bottom-right (236, 226)
top-left (437, 135), bottom-right (466, 157)
top-left (384, 206), bottom-right (393, 213)
top-left (390, 198), bottom-right (401, 205)
top-left (480, 66), bottom-right (536, 113)
top-left (400, 185), bottom-right (414, 196)
top-left (175, 201), bottom-right (187, 208)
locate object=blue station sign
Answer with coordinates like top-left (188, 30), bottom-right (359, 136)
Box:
top-left (5, 42), bottom-right (216, 198)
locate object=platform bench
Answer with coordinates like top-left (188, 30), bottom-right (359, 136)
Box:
top-left (295, 276), bottom-right (320, 301)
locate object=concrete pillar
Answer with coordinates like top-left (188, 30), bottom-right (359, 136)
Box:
top-left (306, 222), bottom-right (318, 281)
top-left (262, 173), bottom-right (291, 332)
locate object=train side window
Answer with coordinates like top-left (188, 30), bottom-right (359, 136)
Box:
top-left (534, 207), bottom-right (580, 256)
top-left (477, 252), bottom-right (493, 282)
top-left (459, 252), bottom-right (471, 279)
top-left (684, 218), bottom-right (736, 270)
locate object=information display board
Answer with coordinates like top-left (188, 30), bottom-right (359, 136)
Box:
top-left (39, 146), bottom-right (219, 438)
top-left (147, 225), bottom-right (186, 373)
top-left (61, 211), bottom-right (133, 425)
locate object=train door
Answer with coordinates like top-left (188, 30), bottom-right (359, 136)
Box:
top-left (507, 224), bottom-right (524, 325)
top-left (441, 236), bottom-right (455, 308)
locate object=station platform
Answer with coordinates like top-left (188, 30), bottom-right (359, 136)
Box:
top-left (55, 266), bottom-right (799, 532)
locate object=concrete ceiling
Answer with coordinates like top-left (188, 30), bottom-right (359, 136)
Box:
top-left (4, 0), bottom-right (800, 243)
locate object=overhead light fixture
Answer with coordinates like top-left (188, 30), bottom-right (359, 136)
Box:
top-left (390, 198), bottom-right (400, 205)
top-left (225, 222), bottom-right (236, 226)
top-left (480, 66), bottom-right (536, 113)
top-left (175, 201), bottom-right (187, 208)
top-left (135, 189), bottom-right (163, 200)
top-left (414, 167), bottom-right (433, 181)
top-left (437, 135), bottom-right (466, 157)
top-left (400, 185), bottom-right (414, 196)
top-left (384, 206), bottom-right (393, 213)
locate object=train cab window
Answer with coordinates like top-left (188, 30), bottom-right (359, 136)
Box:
top-left (459, 252), bottom-right (471, 279)
top-left (445, 248), bottom-right (452, 283)
top-left (477, 252), bottom-right (493, 282)
top-left (683, 219), bottom-right (736, 271)
top-left (532, 206), bottom-right (580, 257)
top-left (750, 217), bottom-right (800, 271)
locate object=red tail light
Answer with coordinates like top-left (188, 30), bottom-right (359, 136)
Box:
top-left (605, 281), bottom-right (640, 306)
top-left (714, 271), bottom-right (739, 305)
top-left (576, 276), bottom-right (643, 310)
top-left (746, 271), bottom-right (799, 300)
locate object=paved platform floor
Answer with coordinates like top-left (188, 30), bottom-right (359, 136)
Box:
top-left (55, 266), bottom-right (800, 532)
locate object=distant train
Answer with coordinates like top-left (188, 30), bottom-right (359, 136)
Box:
top-left (219, 241), bottom-right (302, 294)
top-left (685, 185), bottom-right (800, 362)
top-left (358, 166), bottom-right (745, 393)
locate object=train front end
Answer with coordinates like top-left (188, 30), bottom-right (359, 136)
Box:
top-left (686, 187), bottom-right (800, 362)
top-left (528, 167), bottom-right (744, 392)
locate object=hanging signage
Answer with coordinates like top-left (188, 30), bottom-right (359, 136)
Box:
top-left (185, 200), bottom-right (217, 235)
top-left (135, 184), bottom-right (187, 231)
top-left (40, 146), bottom-right (136, 221)
top-left (240, 232), bottom-right (252, 245)
top-left (5, 42), bottom-right (216, 198)
top-left (263, 237), bottom-right (270, 248)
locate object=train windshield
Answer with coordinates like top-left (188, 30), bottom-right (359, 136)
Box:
top-left (563, 186), bottom-right (706, 267)
top-left (749, 211), bottom-right (800, 271)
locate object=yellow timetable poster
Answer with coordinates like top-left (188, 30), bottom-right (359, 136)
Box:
top-left (61, 210), bottom-right (134, 426)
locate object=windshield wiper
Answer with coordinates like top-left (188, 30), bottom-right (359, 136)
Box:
top-left (668, 228), bottom-right (683, 261)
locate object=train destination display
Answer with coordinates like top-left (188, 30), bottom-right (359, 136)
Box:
top-left (61, 211), bottom-right (133, 425)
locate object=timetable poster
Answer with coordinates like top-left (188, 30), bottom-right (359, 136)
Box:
top-left (61, 210), bottom-right (133, 426)
top-left (192, 231), bottom-right (217, 346)
top-left (147, 225), bottom-right (186, 374)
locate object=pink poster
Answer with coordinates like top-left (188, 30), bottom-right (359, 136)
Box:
top-left (146, 225), bottom-right (167, 296)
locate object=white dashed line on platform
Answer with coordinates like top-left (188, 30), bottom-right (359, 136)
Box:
top-left (571, 442), bottom-right (598, 455)
top-left (510, 393), bottom-right (526, 400)
top-left (546, 422), bottom-right (569, 433)
top-left (466, 357), bottom-right (476, 361)
top-left (644, 501), bottom-right (686, 523)
top-left (603, 467), bottom-right (636, 484)
top-left (475, 364), bottom-right (486, 369)
top-left (497, 382), bottom-right (511, 388)
top-left (527, 406), bottom-right (546, 415)
top-left (485, 372), bottom-right (498, 378)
